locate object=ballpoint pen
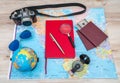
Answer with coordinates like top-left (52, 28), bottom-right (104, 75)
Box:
top-left (49, 33), bottom-right (65, 55)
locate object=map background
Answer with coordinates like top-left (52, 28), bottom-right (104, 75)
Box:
top-left (9, 8), bottom-right (117, 79)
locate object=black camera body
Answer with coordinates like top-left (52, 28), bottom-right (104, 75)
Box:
top-left (10, 8), bottom-right (37, 26)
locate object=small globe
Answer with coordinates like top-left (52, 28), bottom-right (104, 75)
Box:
top-left (13, 47), bottom-right (38, 71)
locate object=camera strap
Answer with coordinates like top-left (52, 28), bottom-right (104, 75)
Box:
top-left (26, 3), bottom-right (86, 17)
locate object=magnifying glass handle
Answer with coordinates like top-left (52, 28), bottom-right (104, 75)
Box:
top-left (68, 35), bottom-right (75, 48)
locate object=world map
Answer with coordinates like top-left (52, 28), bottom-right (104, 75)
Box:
top-left (9, 8), bottom-right (117, 79)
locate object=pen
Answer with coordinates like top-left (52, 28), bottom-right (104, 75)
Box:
top-left (49, 33), bottom-right (65, 55)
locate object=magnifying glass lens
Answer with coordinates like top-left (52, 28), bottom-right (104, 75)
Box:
top-left (60, 24), bottom-right (75, 48)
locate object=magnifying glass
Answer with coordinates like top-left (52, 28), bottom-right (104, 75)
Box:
top-left (60, 24), bottom-right (75, 48)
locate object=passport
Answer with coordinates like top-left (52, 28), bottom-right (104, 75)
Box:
top-left (77, 19), bottom-right (108, 50)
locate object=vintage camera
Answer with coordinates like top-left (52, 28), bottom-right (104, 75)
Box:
top-left (10, 8), bottom-right (37, 26)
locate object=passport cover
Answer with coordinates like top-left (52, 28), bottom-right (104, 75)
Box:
top-left (77, 30), bottom-right (95, 50)
top-left (77, 21), bottom-right (108, 50)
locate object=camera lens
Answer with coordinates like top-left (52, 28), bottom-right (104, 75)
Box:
top-left (22, 17), bottom-right (32, 26)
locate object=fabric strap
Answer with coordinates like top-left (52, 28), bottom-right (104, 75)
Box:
top-left (26, 3), bottom-right (86, 17)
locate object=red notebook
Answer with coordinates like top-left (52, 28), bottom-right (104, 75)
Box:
top-left (45, 20), bottom-right (75, 59)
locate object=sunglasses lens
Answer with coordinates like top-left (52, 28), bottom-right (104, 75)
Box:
top-left (20, 30), bottom-right (32, 39)
top-left (9, 40), bottom-right (19, 51)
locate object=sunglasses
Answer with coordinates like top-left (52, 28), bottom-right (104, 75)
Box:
top-left (9, 30), bottom-right (32, 51)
